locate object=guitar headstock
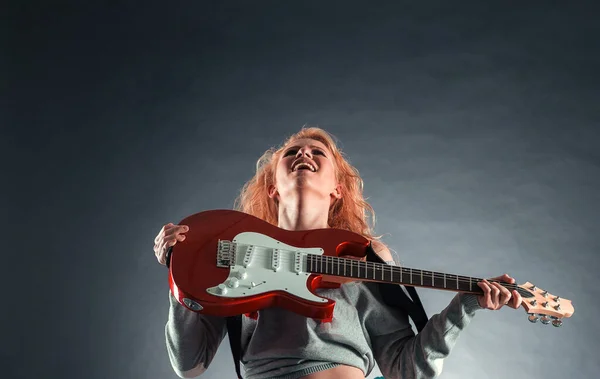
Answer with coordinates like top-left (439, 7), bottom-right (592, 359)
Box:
top-left (519, 281), bottom-right (574, 327)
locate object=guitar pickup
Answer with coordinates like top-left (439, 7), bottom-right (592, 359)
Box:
top-left (294, 251), bottom-right (303, 274)
top-left (243, 245), bottom-right (254, 268)
top-left (271, 249), bottom-right (281, 271)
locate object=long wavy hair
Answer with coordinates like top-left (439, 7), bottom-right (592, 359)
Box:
top-left (233, 127), bottom-right (382, 242)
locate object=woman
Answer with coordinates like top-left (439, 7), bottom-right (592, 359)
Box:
top-left (154, 127), bottom-right (522, 379)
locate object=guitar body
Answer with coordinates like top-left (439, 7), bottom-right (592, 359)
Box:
top-left (168, 209), bottom-right (371, 322)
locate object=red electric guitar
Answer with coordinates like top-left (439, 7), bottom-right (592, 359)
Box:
top-left (167, 210), bottom-right (574, 326)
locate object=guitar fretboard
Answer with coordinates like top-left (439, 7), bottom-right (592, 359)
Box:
top-left (306, 254), bottom-right (532, 298)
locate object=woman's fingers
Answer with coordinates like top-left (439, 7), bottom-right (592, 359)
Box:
top-left (486, 280), bottom-right (500, 308)
top-left (478, 280), bottom-right (504, 309)
top-left (493, 281), bottom-right (512, 306)
top-left (478, 276), bottom-right (522, 310)
top-left (154, 223), bottom-right (174, 244)
top-left (510, 289), bottom-right (523, 309)
top-left (489, 273), bottom-right (515, 284)
top-left (477, 280), bottom-right (493, 308)
top-left (154, 224), bottom-right (189, 265)
top-left (164, 225), bottom-right (189, 241)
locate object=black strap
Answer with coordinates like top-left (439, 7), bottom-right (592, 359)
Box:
top-left (406, 285), bottom-right (428, 332)
top-left (365, 245), bottom-right (429, 332)
top-left (378, 282), bottom-right (429, 332)
top-left (226, 315), bottom-right (243, 379)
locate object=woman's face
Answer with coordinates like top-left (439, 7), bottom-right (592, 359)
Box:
top-left (269, 138), bottom-right (341, 202)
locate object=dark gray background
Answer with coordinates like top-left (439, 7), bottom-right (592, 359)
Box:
top-left (5, 1), bottom-right (599, 378)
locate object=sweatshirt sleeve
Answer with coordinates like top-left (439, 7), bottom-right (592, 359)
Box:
top-left (368, 286), bottom-right (482, 379)
top-left (165, 291), bottom-right (228, 378)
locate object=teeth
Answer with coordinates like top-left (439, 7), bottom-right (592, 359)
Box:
top-left (293, 162), bottom-right (316, 172)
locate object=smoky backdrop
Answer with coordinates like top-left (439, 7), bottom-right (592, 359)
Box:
top-left (4, 1), bottom-right (598, 379)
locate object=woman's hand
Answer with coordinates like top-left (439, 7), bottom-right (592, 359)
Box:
top-left (477, 274), bottom-right (522, 310)
top-left (154, 223), bottom-right (189, 265)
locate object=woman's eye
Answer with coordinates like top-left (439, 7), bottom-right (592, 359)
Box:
top-left (284, 149), bottom-right (297, 157)
top-left (313, 150), bottom-right (325, 156)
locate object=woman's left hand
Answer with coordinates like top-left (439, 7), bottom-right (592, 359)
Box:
top-left (477, 274), bottom-right (523, 310)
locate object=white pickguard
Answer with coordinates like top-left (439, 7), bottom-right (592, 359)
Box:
top-left (206, 232), bottom-right (328, 303)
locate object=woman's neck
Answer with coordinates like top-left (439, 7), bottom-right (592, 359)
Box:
top-left (277, 194), bottom-right (331, 231)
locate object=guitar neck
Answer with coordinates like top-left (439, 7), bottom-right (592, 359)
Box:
top-left (306, 255), bottom-right (528, 297)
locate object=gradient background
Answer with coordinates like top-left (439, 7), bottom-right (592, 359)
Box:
top-left (6, 1), bottom-right (599, 379)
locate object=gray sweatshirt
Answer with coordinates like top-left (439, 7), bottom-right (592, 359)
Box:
top-left (166, 269), bottom-right (482, 379)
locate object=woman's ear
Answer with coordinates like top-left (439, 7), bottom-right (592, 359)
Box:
top-left (331, 184), bottom-right (342, 199)
top-left (268, 184), bottom-right (278, 199)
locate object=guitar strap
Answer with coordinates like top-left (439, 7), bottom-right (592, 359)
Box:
top-left (225, 245), bottom-right (429, 379)
top-left (226, 315), bottom-right (244, 379)
top-left (377, 283), bottom-right (429, 331)
top-left (365, 246), bottom-right (430, 332)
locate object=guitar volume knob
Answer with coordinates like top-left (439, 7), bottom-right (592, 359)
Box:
top-left (216, 283), bottom-right (228, 295)
top-left (227, 277), bottom-right (240, 288)
top-left (236, 269), bottom-right (248, 280)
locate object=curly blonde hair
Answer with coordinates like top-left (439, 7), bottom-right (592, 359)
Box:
top-left (233, 127), bottom-right (382, 242)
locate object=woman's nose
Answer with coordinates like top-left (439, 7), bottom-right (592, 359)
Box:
top-left (296, 148), bottom-right (312, 158)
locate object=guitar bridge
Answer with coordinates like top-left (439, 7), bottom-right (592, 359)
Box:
top-left (217, 240), bottom-right (236, 268)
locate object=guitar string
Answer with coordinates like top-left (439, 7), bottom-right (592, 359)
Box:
top-left (241, 249), bottom-right (516, 287)
top-left (233, 249), bottom-right (526, 292)
top-left (316, 255), bottom-right (523, 291)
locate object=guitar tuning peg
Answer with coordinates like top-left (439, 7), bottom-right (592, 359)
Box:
top-left (551, 316), bottom-right (563, 328)
top-left (528, 314), bottom-right (538, 323)
top-left (540, 315), bottom-right (551, 325)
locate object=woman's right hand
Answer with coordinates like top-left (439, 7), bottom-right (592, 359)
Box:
top-left (154, 223), bottom-right (189, 265)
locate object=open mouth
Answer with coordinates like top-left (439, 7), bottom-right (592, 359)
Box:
top-left (292, 162), bottom-right (317, 172)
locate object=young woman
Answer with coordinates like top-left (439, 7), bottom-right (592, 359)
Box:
top-left (154, 127), bottom-right (522, 379)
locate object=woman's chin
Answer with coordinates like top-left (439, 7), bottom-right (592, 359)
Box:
top-left (284, 183), bottom-right (328, 197)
